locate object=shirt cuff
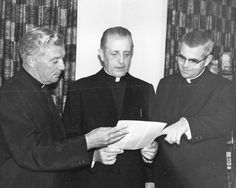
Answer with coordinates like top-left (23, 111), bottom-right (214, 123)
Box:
top-left (180, 117), bottom-right (192, 140)
top-left (91, 160), bottom-right (95, 168)
top-left (142, 156), bottom-right (153, 163)
top-left (91, 151), bottom-right (97, 168)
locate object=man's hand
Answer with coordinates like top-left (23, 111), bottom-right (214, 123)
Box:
top-left (141, 141), bottom-right (158, 163)
top-left (85, 126), bottom-right (128, 150)
top-left (93, 147), bottom-right (124, 165)
top-left (160, 118), bottom-right (188, 145)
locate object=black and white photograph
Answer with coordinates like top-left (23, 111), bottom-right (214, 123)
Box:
top-left (0, 0), bottom-right (236, 188)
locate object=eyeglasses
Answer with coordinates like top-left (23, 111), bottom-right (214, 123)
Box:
top-left (176, 53), bottom-right (209, 65)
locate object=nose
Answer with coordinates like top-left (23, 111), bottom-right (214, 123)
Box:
top-left (58, 58), bottom-right (65, 70)
top-left (182, 59), bottom-right (189, 67)
top-left (118, 54), bottom-right (125, 65)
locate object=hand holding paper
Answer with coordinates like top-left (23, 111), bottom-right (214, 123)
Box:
top-left (85, 125), bottom-right (128, 149)
top-left (109, 120), bottom-right (166, 150)
top-left (141, 141), bottom-right (158, 162)
top-left (93, 147), bottom-right (124, 165)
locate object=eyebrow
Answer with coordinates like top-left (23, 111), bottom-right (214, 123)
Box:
top-left (178, 53), bottom-right (199, 61)
top-left (50, 56), bottom-right (63, 61)
top-left (108, 49), bottom-right (132, 53)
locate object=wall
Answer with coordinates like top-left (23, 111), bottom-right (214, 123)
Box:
top-left (76, 0), bottom-right (168, 90)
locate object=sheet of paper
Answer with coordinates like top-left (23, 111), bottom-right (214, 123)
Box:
top-left (109, 120), bottom-right (166, 150)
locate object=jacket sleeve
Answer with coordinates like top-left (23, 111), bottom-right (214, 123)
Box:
top-left (63, 85), bottom-right (95, 161)
top-left (142, 84), bottom-right (156, 183)
top-left (0, 88), bottom-right (91, 172)
top-left (186, 83), bottom-right (236, 143)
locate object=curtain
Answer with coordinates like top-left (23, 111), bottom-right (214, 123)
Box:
top-left (0, 0), bottom-right (77, 114)
top-left (165, 0), bottom-right (236, 81)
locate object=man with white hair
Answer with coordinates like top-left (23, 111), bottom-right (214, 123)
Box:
top-left (0, 27), bottom-right (128, 188)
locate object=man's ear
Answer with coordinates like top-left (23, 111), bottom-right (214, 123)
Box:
top-left (204, 54), bottom-right (213, 67)
top-left (26, 55), bottom-right (37, 68)
top-left (131, 48), bottom-right (134, 57)
top-left (98, 49), bottom-right (104, 62)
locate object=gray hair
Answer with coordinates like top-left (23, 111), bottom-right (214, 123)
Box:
top-left (181, 30), bottom-right (214, 57)
top-left (100, 26), bottom-right (134, 50)
top-left (19, 27), bottom-right (64, 62)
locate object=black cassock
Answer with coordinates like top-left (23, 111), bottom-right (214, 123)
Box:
top-left (0, 68), bottom-right (90, 188)
top-left (63, 69), bottom-right (155, 188)
top-left (153, 69), bottom-right (236, 188)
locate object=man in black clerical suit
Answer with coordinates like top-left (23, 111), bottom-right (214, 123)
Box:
top-left (63, 26), bottom-right (158, 188)
top-left (153, 30), bottom-right (236, 188)
top-left (0, 27), bottom-right (128, 188)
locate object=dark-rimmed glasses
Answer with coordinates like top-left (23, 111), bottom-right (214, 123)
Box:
top-left (176, 52), bottom-right (209, 65)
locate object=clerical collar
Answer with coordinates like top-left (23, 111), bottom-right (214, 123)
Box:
top-left (186, 68), bottom-right (205, 83)
top-left (103, 68), bottom-right (122, 82)
top-left (115, 77), bottom-right (120, 82)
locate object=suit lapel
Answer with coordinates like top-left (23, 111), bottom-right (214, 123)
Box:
top-left (19, 70), bottom-right (65, 139)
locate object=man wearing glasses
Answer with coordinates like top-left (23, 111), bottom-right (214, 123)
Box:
top-left (152, 30), bottom-right (236, 188)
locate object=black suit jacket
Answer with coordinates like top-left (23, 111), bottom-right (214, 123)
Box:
top-left (0, 69), bottom-right (91, 188)
top-left (63, 69), bottom-right (155, 188)
top-left (153, 69), bottom-right (236, 188)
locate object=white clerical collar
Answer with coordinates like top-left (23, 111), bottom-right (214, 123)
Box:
top-left (104, 68), bottom-right (121, 82)
top-left (186, 68), bottom-right (205, 83)
top-left (115, 77), bottom-right (120, 82)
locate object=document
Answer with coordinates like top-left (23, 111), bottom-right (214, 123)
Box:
top-left (109, 120), bottom-right (166, 150)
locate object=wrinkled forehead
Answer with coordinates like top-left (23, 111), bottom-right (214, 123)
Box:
top-left (105, 35), bottom-right (133, 50)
